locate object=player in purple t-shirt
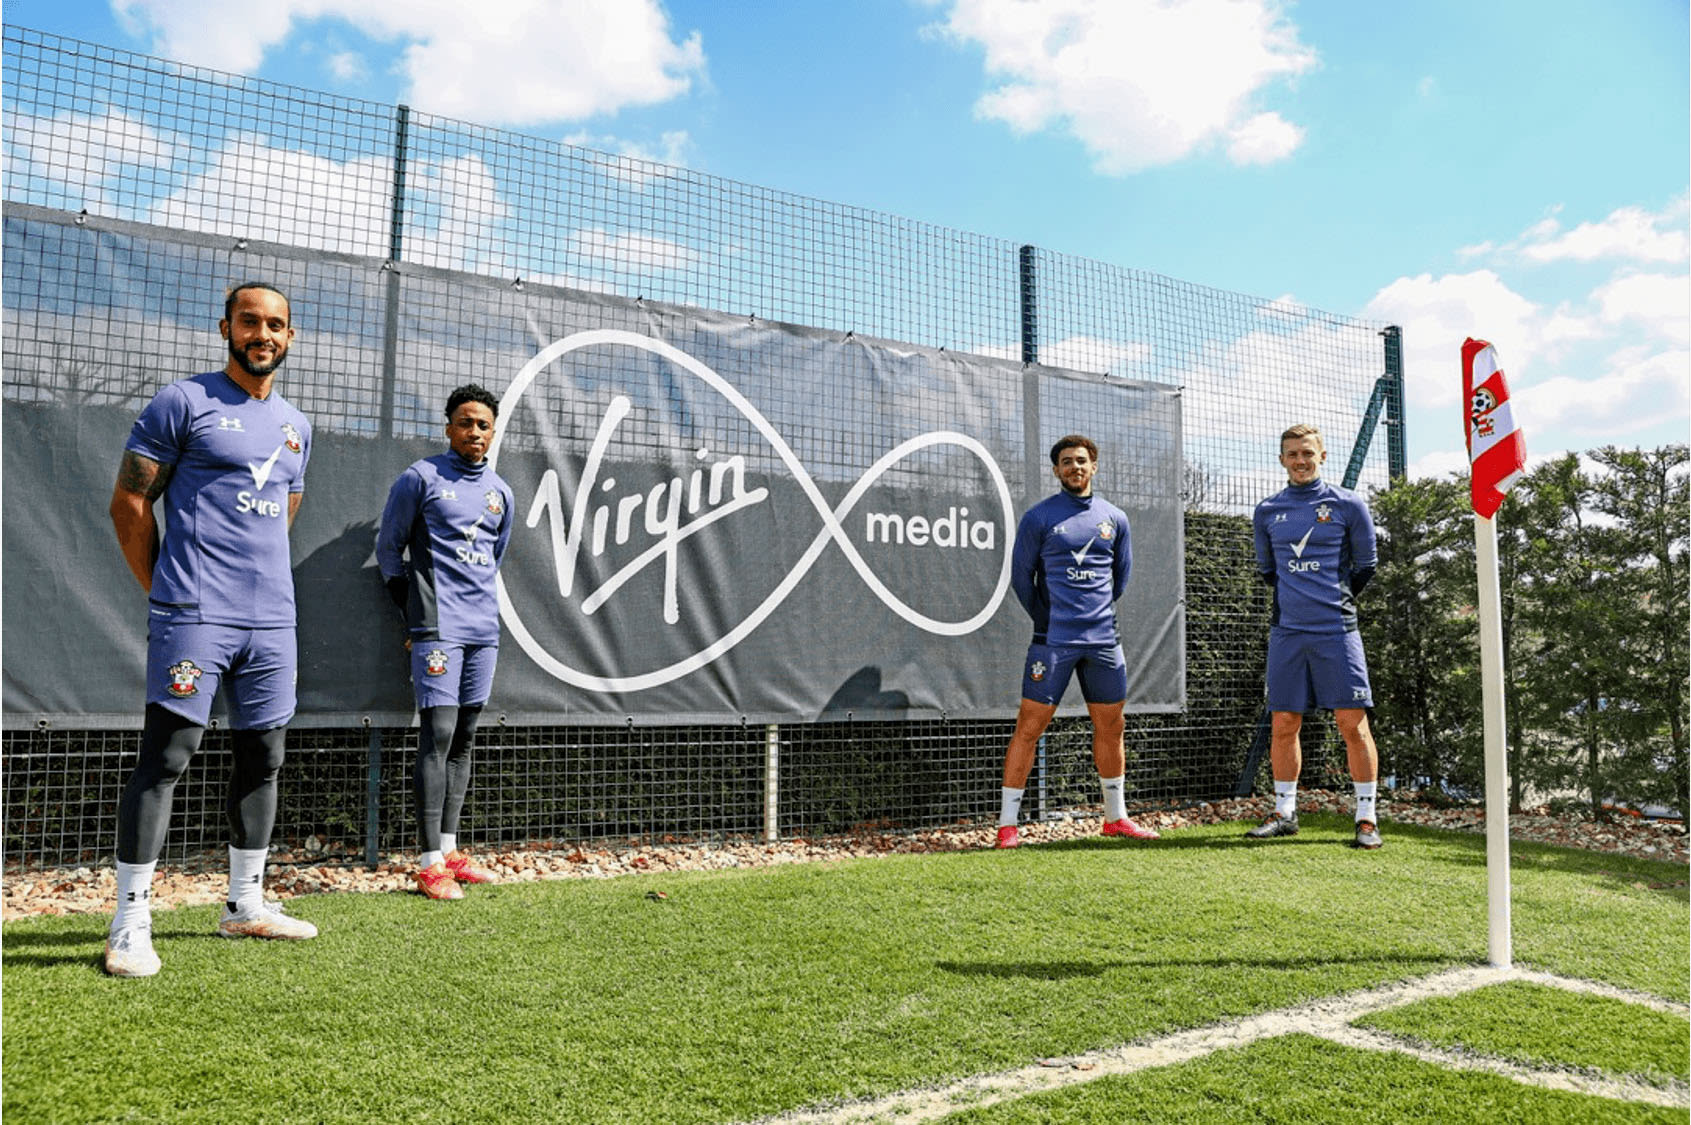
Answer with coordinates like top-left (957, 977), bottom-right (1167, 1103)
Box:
top-left (377, 384), bottom-right (514, 900)
top-left (993, 434), bottom-right (1160, 849)
top-left (1246, 423), bottom-right (1382, 849)
top-left (103, 284), bottom-right (319, 978)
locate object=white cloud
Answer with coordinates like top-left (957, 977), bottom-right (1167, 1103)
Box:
top-left (1522, 202), bottom-right (1690, 265)
top-left (931, 0), bottom-right (1317, 174)
top-left (114, 0), bottom-right (284, 73)
top-left (112, 0), bottom-right (705, 126)
top-left (569, 229), bottom-right (698, 274)
top-left (326, 51), bottom-right (368, 83)
top-left (1362, 271), bottom-right (1541, 408)
top-left (1592, 272), bottom-right (1691, 344)
top-left (1405, 448), bottom-right (1467, 481)
top-left (562, 130), bottom-right (695, 187)
top-left (2, 107), bottom-right (176, 216)
top-left (405, 154), bottom-right (513, 272)
top-left (1513, 348), bottom-right (1690, 441)
top-left (1468, 199), bottom-right (1691, 266)
top-left (1225, 111), bottom-right (1304, 165)
top-left (145, 134), bottom-right (513, 275)
top-left (149, 133), bottom-right (393, 256)
top-left (1042, 335), bottom-right (1154, 373)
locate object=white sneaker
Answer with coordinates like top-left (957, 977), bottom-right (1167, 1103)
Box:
top-left (217, 900), bottom-right (318, 941)
top-left (104, 922), bottom-right (161, 977)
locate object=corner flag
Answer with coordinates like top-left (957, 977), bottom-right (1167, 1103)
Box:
top-left (1463, 336), bottom-right (1524, 968)
top-left (1462, 338), bottom-right (1526, 517)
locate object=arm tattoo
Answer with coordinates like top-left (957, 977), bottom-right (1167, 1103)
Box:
top-left (116, 450), bottom-right (170, 500)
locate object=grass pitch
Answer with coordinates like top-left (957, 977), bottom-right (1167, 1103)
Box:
top-left (4, 813), bottom-right (1685, 1123)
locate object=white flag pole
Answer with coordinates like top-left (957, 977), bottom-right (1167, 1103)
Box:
top-left (1474, 511), bottom-right (1512, 967)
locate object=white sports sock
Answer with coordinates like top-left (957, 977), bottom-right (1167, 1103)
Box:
top-left (1274, 780), bottom-right (1298, 819)
top-left (439, 832), bottom-right (458, 856)
top-left (1354, 781), bottom-right (1378, 824)
top-left (420, 850), bottom-right (445, 869)
top-left (998, 787), bottom-right (1024, 828)
top-left (1101, 776), bottom-right (1127, 822)
top-left (228, 846), bottom-right (267, 912)
top-left (112, 860), bottom-right (157, 931)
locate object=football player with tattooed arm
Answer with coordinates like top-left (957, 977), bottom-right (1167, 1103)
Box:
top-left (1247, 423), bottom-right (1383, 849)
top-left (376, 384), bottom-right (514, 901)
top-left (103, 283), bottom-right (318, 978)
top-left (993, 434), bottom-right (1160, 849)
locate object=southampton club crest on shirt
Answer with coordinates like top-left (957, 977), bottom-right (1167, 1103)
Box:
top-left (281, 421), bottom-right (303, 454)
top-left (423, 649), bottom-right (450, 677)
top-left (1097, 520), bottom-right (1115, 540)
top-left (166, 659), bottom-right (203, 697)
top-left (484, 489), bottom-right (504, 516)
top-left (1315, 503), bottom-right (1333, 523)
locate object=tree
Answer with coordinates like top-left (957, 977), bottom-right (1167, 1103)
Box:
top-left (1589, 445), bottom-right (1689, 810)
top-left (1364, 476), bottom-right (1481, 792)
top-left (1511, 455), bottom-right (1637, 812)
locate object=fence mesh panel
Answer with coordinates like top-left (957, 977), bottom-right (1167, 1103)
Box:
top-left (2, 26), bottom-right (1392, 867)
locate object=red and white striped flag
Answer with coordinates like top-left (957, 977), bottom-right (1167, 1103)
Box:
top-left (1463, 337), bottom-right (1526, 518)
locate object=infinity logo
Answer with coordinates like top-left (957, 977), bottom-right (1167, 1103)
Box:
top-left (488, 329), bottom-right (1016, 693)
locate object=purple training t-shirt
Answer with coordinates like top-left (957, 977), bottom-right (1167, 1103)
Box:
top-left (125, 370), bottom-right (311, 628)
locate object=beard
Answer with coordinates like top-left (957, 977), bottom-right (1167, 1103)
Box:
top-left (1059, 476), bottom-right (1091, 496)
top-left (229, 339), bottom-right (287, 377)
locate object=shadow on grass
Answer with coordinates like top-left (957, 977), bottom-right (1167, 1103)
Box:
top-left (1, 925), bottom-right (231, 971)
top-left (937, 951), bottom-right (1455, 980)
top-left (1039, 834), bottom-right (1343, 852)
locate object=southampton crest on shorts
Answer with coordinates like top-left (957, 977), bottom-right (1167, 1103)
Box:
top-left (166, 659), bottom-right (203, 697)
top-left (1029, 660), bottom-right (1046, 682)
top-left (424, 649), bottom-right (450, 676)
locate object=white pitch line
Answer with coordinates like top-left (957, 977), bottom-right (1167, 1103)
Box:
top-left (748, 965), bottom-right (1690, 1124)
top-left (1324, 1025), bottom-right (1687, 1110)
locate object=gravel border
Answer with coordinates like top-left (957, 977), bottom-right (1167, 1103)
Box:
top-left (5, 791), bottom-right (1684, 921)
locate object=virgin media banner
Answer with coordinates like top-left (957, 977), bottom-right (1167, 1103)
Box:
top-left (1, 224), bottom-right (1183, 726)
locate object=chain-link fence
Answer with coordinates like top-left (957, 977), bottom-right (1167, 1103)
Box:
top-left (1, 26), bottom-right (1398, 868)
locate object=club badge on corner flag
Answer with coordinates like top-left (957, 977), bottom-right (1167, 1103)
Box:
top-left (1462, 337), bottom-right (1526, 518)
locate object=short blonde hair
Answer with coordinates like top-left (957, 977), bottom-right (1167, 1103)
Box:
top-left (1279, 423), bottom-right (1324, 453)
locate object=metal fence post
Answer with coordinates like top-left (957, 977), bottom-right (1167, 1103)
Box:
top-left (764, 723), bottom-right (780, 843)
top-left (1018, 244), bottom-right (1050, 820)
top-left (1381, 325), bottom-right (1406, 481)
top-left (364, 721), bottom-right (382, 868)
top-left (378, 104), bottom-right (410, 441)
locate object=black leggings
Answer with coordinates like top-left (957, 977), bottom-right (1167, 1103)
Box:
top-left (116, 704), bottom-right (287, 863)
top-left (413, 704), bottom-right (483, 852)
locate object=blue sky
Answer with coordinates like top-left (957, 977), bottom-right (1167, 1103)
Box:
top-left (7, 0), bottom-right (1687, 477)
